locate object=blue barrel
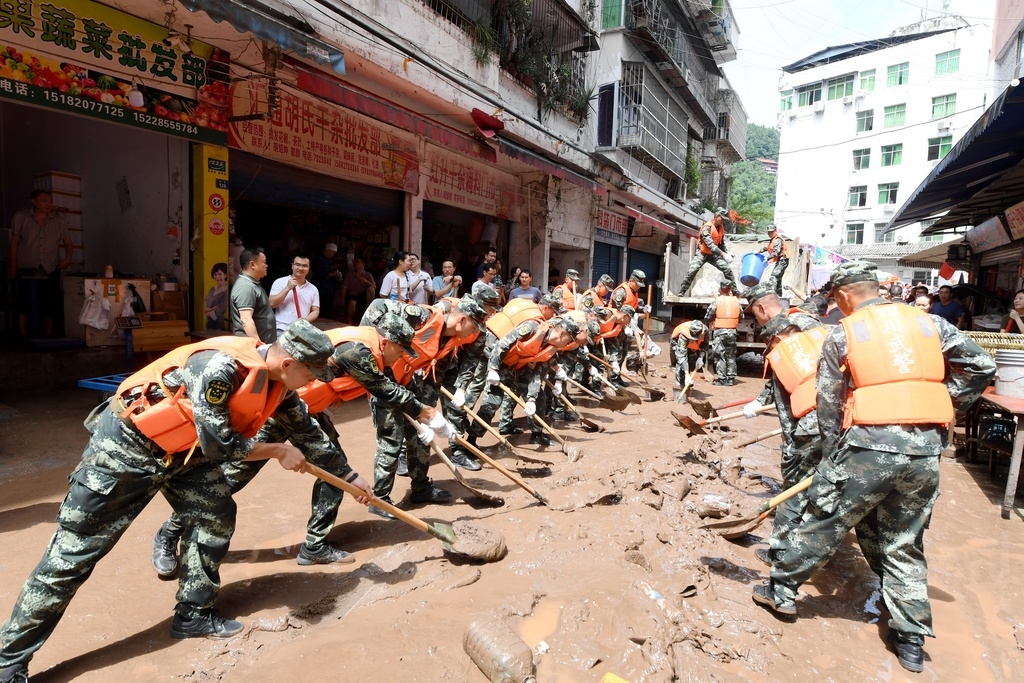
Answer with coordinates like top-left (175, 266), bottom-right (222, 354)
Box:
top-left (740, 252), bottom-right (767, 286)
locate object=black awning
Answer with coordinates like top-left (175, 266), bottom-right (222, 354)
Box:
top-left (182, 0), bottom-right (345, 75)
top-left (883, 82), bottom-right (1024, 236)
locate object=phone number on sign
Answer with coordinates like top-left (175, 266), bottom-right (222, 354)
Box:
top-left (132, 112), bottom-right (199, 136)
top-left (42, 90), bottom-right (125, 118)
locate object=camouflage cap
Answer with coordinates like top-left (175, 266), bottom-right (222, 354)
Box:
top-left (456, 295), bottom-right (488, 324)
top-left (566, 268), bottom-right (580, 280)
top-left (831, 260), bottom-right (878, 288)
top-left (376, 313), bottom-right (418, 358)
top-left (689, 320), bottom-right (705, 337)
top-left (629, 269), bottom-right (646, 285)
top-left (797, 294), bottom-right (828, 316)
top-left (398, 302), bottom-right (431, 329)
top-left (743, 282), bottom-right (777, 311)
top-left (586, 320), bottom-right (601, 340)
top-left (540, 293), bottom-right (564, 313)
top-left (620, 304), bottom-right (636, 316)
top-left (716, 207), bottom-right (729, 217)
top-left (280, 319), bottom-right (334, 381)
top-left (472, 284), bottom-right (500, 307)
top-left (550, 316), bottom-right (580, 338)
top-left (592, 306), bottom-right (613, 320)
top-left (760, 312), bottom-right (797, 341)
top-left (598, 274), bottom-right (615, 287)
top-left (766, 224), bottom-right (778, 233)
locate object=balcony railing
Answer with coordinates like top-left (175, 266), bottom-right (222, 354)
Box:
top-left (688, 0), bottom-right (738, 59)
top-left (617, 62), bottom-right (688, 179)
top-left (702, 87), bottom-right (747, 162)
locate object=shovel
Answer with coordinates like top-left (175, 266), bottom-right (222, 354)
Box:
top-left (452, 433), bottom-right (550, 505)
top-left (700, 476), bottom-right (814, 540)
top-left (588, 353), bottom-right (642, 404)
top-left (404, 415), bottom-right (504, 506)
top-left (565, 376), bottom-right (630, 412)
top-left (546, 380), bottom-right (603, 432)
top-left (687, 396), bottom-right (756, 420)
top-left (498, 383), bottom-right (587, 461)
top-left (640, 284), bottom-right (652, 381)
top-left (672, 404), bottom-right (776, 437)
top-left (304, 463), bottom-right (507, 562)
top-left (440, 387), bottom-right (553, 466)
top-left (729, 427), bottom-right (784, 449)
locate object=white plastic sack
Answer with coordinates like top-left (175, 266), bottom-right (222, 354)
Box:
top-left (78, 292), bottom-right (112, 330)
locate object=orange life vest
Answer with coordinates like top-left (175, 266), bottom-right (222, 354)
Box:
top-left (841, 304), bottom-right (954, 428)
top-left (613, 283), bottom-right (639, 310)
top-left (486, 299), bottom-right (544, 339)
top-left (598, 315), bottom-right (623, 340)
top-left (712, 295), bottom-right (740, 329)
top-left (580, 287), bottom-right (607, 310)
top-left (555, 284), bottom-right (577, 311)
top-left (768, 235), bottom-right (789, 262)
top-left (391, 309), bottom-right (446, 386)
top-left (298, 327), bottom-right (384, 413)
top-left (502, 324), bottom-right (558, 369)
top-left (698, 220), bottom-right (725, 255)
top-left (766, 326), bottom-right (827, 418)
top-left (672, 322), bottom-right (705, 351)
top-left (115, 337), bottom-right (285, 458)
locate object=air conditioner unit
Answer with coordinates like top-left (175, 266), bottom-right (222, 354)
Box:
top-left (882, 203), bottom-right (897, 213)
top-left (813, 101), bottom-right (825, 113)
top-left (930, 159), bottom-right (941, 168)
top-left (842, 96), bottom-right (853, 105)
top-left (937, 120), bottom-right (953, 131)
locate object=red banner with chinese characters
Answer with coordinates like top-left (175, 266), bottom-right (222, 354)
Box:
top-left (423, 143), bottom-right (519, 220)
top-left (228, 75), bottom-right (419, 193)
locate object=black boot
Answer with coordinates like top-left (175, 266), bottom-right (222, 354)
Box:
top-left (169, 609), bottom-right (243, 640)
top-left (409, 484), bottom-right (453, 504)
top-left (887, 630), bottom-right (925, 673)
top-left (0, 664), bottom-right (28, 683)
top-left (152, 524), bottom-right (180, 580)
top-left (529, 432), bottom-right (553, 446)
top-left (368, 495), bottom-right (397, 520)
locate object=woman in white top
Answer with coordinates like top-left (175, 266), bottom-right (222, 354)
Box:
top-left (379, 250), bottom-right (412, 301)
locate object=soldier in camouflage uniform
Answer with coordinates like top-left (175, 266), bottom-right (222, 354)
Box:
top-left (671, 320), bottom-right (708, 392)
top-left (704, 282), bottom-right (740, 386)
top-left (604, 304), bottom-right (634, 387)
top-left (0, 322), bottom-right (357, 683)
top-left (752, 261), bottom-right (996, 675)
top-left (741, 283), bottom-right (825, 567)
top-left (580, 274), bottom-right (615, 311)
top-left (457, 284), bottom-right (502, 413)
top-left (758, 225), bottom-right (789, 296)
top-left (152, 315), bottom-right (431, 566)
top-left (676, 208), bottom-right (737, 296)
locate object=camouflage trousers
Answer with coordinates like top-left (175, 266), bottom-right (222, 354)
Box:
top-left (0, 406), bottom-right (235, 669)
top-left (370, 395), bottom-right (431, 499)
top-left (161, 412), bottom-right (354, 551)
top-left (766, 256), bottom-right (789, 296)
top-left (677, 251), bottom-right (737, 296)
top-left (672, 342), bottom-right (700, 388)
top-left (474, 369), bottom-right (546, 436)
top-left (767, 433), bottom-right (823, 556)
top-left (711, 328), bottom-right (737, 381)
top-left (770, 446), bottom-right (940, 637)
top-left (605, 334), bottom-right (627, 380)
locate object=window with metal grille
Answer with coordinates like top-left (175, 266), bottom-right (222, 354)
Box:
top-left (887, 62), bottom-right (909, 86)
top-left (883, 104), bottom-right (906, 127)
top-left (846, 223), bottom-right (864, 244)
top-left (827, 74), bottom-right (855, 100)
top-left (859, 69), bottom-right (875, 91)
top-left (852, 148), bottom-right (870, 170)
top-left (927, 135), bottom-right (953, 161)
top-left (878, 182), bottom-right (899, 204)
top-left (881, 144), bottom-right (902, 167)
top-left (931, 94), bottom-right (956, 119)
top-left (849, 185), bottom-right (867, 208)
top-left (617, 62), bottom-right (688, 178)
top-left (856, 110), bottom-right (874, 132)
top-left (935, 49), bottom-right (960, 75)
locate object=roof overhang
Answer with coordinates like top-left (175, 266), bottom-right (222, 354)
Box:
top-left (882, 83), bottom-right (1024, 237)
top-left (898, 238), bottom-right (965, 268)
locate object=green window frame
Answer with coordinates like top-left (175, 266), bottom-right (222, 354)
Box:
top-left (859, 69), bottom-right (875, 92)
top-left (881, 144), bottom-right (903, 167)
top-left (884, 104), bottom-right (906, 128)
top-left (887, 62), bottom-right (909, 87)
top-left (827, 74), bottom-right (855, 100)
top-left (875, 223), bottom-right (895, 243)
top-left (846, 223), bottom-right (864, 244)
top-left (931, 94), bottom-right (956, 119)
top-left (779, 90), bottom-right (793, 112)
top-left (849, 185), bottom-right (867, 208)
top-left (878, 182), bottom-right (899, 204)
top-left (935, 49), bottom-right (960, 75)
top-left (927, 136), bottom-right (953, 161)
top-left (602, 0), bottom-right (624, 29)
top-left (856, 110), bottom-right (874, 132)
top-left (797, 83), bottom-right (821, 107)
top-left (852, 148), bottom-right (870, 170)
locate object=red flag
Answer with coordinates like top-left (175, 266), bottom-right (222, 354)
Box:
top-left (938, 261), bottom-right (955, 280)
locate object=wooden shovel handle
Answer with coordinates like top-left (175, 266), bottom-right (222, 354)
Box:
top-left (440, 386), bottom-right (512, 449)
top-left (497, 383), bottom-right (566, 446)
top-left (304, 463), bottom-right (430, 534)
top-left (757, 476), bottom-right (814, 514)
top-left (703, 404), bottom-right (776, 425)
top-left (564, 375), bottom-right (603, 400)
top-left (588, 353), bottom-right (614, 371)
top-left (452, 433), bottom-right (548, 504)
top-left (642, 284), bottom-right (652, 361)
top-left (732, 427), bottom-right (783, 448)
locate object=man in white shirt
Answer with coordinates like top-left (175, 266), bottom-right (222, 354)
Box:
top-left (269, 254), bottom-right (320, 337)
top-left (407, 253), bottom-right (433, 305)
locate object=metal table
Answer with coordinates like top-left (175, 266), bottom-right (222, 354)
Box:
top-left (976, 387), bottom-right (1024, 519)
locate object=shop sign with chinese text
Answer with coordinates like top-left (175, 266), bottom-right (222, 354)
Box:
top-left (0, 0), bottom-right (228, 143)
top-left (595, 209), bottom-right (627, 246)
top-left (229, 75), bottom-right (420, 193)
top-left (423, 143), bottom-right (519, 220)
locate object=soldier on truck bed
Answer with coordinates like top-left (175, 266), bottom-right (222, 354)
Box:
top-left (676, 208), bottom-right (737, 296)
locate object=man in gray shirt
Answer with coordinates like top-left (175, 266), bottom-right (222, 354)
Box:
top-left (230, 247), bottom-right (276, 343)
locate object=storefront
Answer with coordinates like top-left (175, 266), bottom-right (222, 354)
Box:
top-left (625, 208), bottom-right (677, 308)
top-left (592, 208), bottom-right (627, 286)
top-left (0, 0), bottom-right (230, 336)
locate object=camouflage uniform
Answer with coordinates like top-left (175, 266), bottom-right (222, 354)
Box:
top-left (0, 325), bottom-right (334, 672)
top-left (761, 230), bottom-right (789, 296)
top-left (766, 265), bottom-right (995, 644)
top-left (753, 310), bottom-right (824, 560)
top-left (672, 322), bottom-right (707, 389)
top-left (676, 216), bottom-right (737, 296)
top-left (704, 297), bottom-right (738, 383)
top-left (580, 274), bottom-right (614, 311)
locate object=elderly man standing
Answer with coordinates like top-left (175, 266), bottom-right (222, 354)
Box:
top-left (751, 261), bottom-right (995, 675)
top-left (269, 254), bottom-right (320, 338)
top-left (677, 208), bottom-right (737, 296)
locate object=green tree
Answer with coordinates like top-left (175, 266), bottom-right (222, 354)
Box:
top-left (746, 123), bottom-right (779, 161)
top-left (728, 160), bottom-right (776, 231)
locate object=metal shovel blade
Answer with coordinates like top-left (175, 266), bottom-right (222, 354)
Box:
top-left (699, 513), bottom-right (769, 539)
top-left (671, 410), bottom-right (707, 436)
top-left (687, 396), bottom-right (716, 420)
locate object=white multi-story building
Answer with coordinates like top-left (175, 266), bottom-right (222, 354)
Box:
top-left (774, 16), bottom-right (992, 258)
top-left (992, 0), bottom-right (1024, 91)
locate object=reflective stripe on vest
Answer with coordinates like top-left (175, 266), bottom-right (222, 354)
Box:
top-left (613, 283), bottom-right (638, 310)
top-left (841, 304), bottom-right (954, 427)
top-left (698, 221), bottom-right (724, 255)
top-left (503, 325), bottom-right (557, 369)
top-left (298, 327), bottom-right (385, 413)
top-left (766, 326), bottom-right (827, 418)
top-left (713, 296), bottom-right (740, 329)
top-left (486, 299), bottom-right (544, 339)
top-left (115, 337), bottom-right (285, 455)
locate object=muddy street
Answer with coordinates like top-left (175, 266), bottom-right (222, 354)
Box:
top-left (0, 344), bottom-right (1022, 682)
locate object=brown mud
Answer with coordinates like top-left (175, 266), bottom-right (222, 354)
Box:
top-left (0, 343), bottom-right (1022, 682)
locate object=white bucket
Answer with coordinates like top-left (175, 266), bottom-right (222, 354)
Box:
top-left (994, 350), bottom-right (1024, 398)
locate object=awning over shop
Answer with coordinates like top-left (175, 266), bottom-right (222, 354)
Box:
top-left (496, 139), bottom-right (607, 196)
top-left (182, 0), bottom-right (346, 74)
top-left (882, 82), bottom-right (1024, 236)
top-left (625, 207), bottom-right (675, 236)
top-left (898, 238), bottom-right (964, 268)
